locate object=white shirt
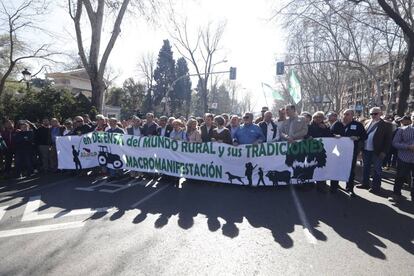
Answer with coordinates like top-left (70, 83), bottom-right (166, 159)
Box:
top-left (160, 127), bottom-right (166, 137)
top-left (364, 121), bottom-right (379, 151)
top-left (266, 122), bottom-right (275, 142)
top-left (133, 127), bottom-right (141, 137)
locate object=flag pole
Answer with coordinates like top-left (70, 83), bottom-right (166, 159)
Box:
top-left (261, 83), bottom-right (269, 107)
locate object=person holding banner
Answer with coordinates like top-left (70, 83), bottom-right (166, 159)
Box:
top-left (106, 117), bottom-right (125, 181)
top-left (200, 113), bottom-right (216, 142)
top-left (280, 104), bottom-right (308, 143)
top-left (331, 109), bottom-right (367, 195)
top-left (233, 112), bottom-right (265, 145)
top-left (258, 111), bottom-right (280, 142)
top-left (142, 113), bottom-right (158, 136)
top-left (156, 116), bottom-right (172, 137)
top-left (170, 119), bottom-right (188, 141)
top-left (212, 116), bottom-right (232, 145)
top-left (186, 118), bottom-right (202, 143)
top-left (307, 111), bottom-right (334, 192)
top-left (127, 116), bottom-right (143, 137)
top-left (226, 115), bottom-right (240, 139)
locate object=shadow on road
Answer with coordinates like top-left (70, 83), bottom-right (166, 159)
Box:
top-left (1, 171), bottom-right (414, 259)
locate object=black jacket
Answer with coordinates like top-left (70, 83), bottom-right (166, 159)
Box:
top-left (126, 126), bottom-right (143, 136)
top-left (14, 130), bottom-right (35, 152)
top-left (307, 123), bottom-right (333, 138)
top-left (35, 126), bottom-right (51, 146)
top-left (200, 124), bottom-right (216, 142)
top-left (258, 121), bottom-right (278, 142)
top-left (331, 120), bottom-right (367, 153)
top-left (156, 125), bottom-right (173, 137)
top-left (70, 124), bottom-right (95, 136)
top-left (142, 122), bottom-right (159, 136)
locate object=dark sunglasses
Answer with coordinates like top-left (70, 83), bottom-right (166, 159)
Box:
top-left (243, 116), bottom-right (250, 119)
top-left (370, 113), bottom-right (379, 116)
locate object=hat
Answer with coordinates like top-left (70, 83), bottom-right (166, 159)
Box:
top-left (397, 115), bottom-right (411, 122)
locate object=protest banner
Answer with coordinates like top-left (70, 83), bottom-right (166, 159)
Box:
top-left (57, 132), bottom-right (354, 186)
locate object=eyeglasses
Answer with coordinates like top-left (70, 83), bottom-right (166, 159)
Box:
top-left (370, 113), bottom-right (379, 116)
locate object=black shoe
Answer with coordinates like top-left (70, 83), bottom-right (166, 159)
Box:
top-left (356, 184), bottom-right (370, 189)
top-left (346, 187), bottom-right (355, 196)
top-left (368, 188), bottom-right (380, 195)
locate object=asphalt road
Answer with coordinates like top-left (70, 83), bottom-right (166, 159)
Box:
top-left (0, 167), bottom-right (413, 276)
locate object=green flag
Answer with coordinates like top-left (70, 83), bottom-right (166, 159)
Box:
top-left (289, 70), bottom-right (302, 104)
top-left (261, 82), bottom-right (284, 101)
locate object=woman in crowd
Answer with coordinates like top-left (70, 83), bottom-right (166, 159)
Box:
top-left (169, 119), bottom-right (188, 141)
top-left (186, 118), bottom-right (202, 143)
top-left (211, 115), bottom-right (232, 145)
top-left (307, 111), bottom-right (333, 192)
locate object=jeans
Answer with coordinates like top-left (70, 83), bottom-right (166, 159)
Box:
top-left (393, 159), bottom-right (414, 197)
top-left (363, 150), bottom-right (384, 190)
top-left (15, 150), bottom-right (33, 176)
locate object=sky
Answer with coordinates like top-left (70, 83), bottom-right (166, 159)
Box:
top-left (8, 0), bottom-right (287, 111)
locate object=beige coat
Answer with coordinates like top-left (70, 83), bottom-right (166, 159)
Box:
top-left (280, 115), bottom-right (308, 140)
top-left (187, 129), bottom-right (202, 143)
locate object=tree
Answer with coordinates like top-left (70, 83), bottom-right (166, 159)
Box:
top-left (169, 14), bottom-right (227, 113)
top-left (173, 57), bottom-right (192, 116)
top-left (153, 39), bottom-right (176, 114)
top-left (349, 0), bottom-right (414, 115)
top-left (68, 0), bottom-right (132, 112)
top-left (0, 0), bottom-right (58, 98)
top-left (137, 52), bottom-right (156, 111)
top-left (106, 87), bottom-right (123, 106)
top-left (121, 78), bottom-right (146, 119)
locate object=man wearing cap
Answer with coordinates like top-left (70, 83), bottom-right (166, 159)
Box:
top-left (327, 112), bottom-right (338, 127)
top-left (280, 104), bottom-right (308, 143)
top-left (356, 107), bottom-right (393, 194)
top-left (389, 111), bottom-right (414, 202)
top-left (233, 112), bottom-right (265, 145)
top-left (127, 116), bottom-right (143, 137)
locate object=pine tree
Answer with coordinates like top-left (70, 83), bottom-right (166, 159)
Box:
top-left (153, 40), bottom-right (176, 114)
top-left (173, 57), bottom-right (192, 117)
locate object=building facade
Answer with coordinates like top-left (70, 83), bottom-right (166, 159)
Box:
top-left (46, 68), bottom-right (121, 118)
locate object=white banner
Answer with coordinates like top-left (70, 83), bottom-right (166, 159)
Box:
top-left (57, 132), bottom-right (354, 186)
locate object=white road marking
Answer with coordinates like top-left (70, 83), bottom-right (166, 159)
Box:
top-left (290, 186), bottom-right (318, 245)
top-left (0, 221), bottom-right (85, 238)
top-left (0, 205), bottom-right (8, 221)
top-left (22, 195), bottom-right (114, 221)
top-left (130, 183), bottom-right (169, 208)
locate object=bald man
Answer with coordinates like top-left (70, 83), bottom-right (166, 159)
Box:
top-left (357, 107), bottom-right (393, 194)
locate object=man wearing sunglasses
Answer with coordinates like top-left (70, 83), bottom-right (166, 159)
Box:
top-left (357, 107), bottom-right (393, 194)
top-left (233, 112), bottom-right (265, 145)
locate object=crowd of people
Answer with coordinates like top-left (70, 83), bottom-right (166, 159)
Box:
top-left (0, 104), bottom-right (413, 202)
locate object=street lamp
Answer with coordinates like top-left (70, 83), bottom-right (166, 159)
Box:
top-left (21, 68), bottom-right (31, 90)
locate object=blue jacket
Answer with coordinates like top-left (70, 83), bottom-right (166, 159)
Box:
top-left (233, 124), bottom-right (265, 145)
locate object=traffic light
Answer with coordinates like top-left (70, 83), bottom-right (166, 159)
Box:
top-left (229, 67), bottom-right (237, 80)
top-left (276, 62), bottom-right (285, 75)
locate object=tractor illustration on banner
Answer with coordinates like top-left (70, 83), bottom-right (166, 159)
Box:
top-left (97, 145), bottom-right (123, 169)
